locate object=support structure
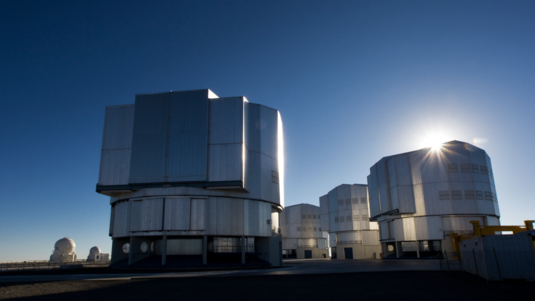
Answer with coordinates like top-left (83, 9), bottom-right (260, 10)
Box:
top-left (241, 236), bottom-right (246, 264)
top-left (203, 235), bottom-right (207, 265)
top-left (161, 235), bottom-right (167, 266)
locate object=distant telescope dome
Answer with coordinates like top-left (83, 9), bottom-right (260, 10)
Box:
top-left (54, 237), bottom-right (76, 254)
top-left (87, 246), bottom-right (101, 261)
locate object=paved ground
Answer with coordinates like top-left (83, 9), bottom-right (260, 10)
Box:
top-left (0, 259), bottom-right (459, 283)
top-left (0, 270), bottom-right (533, 300)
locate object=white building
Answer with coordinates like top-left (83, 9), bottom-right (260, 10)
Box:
top-left (50, 237), bottom-right (77, 263)
top-left (280, 204), bottom-right (329, 259)
top-left (367, 140), bottom-right (500, 259)
top-left (96, 89), bottom-right (284, 267)
top-left (320, 184), bottom-right (381, 259)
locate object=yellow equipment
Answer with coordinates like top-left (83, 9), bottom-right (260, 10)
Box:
top-left (449, 220), bottom-right (534, 260)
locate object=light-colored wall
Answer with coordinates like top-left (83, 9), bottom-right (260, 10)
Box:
top-left (368, 141), bottom-right (500, 219)
top-left (295, 246), bottom-right (329, 259)
top-left (368, 141), bottom-right (501, 244)
top-left (336, 243), bottom-right (382, 260)
top-left (280, 204), bottom-right (323, 240)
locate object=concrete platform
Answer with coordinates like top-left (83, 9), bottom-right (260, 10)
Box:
top-left (0, 259), bottom-right (458, 283)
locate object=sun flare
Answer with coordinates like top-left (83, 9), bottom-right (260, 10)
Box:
top-left (422, 135), bottom-right (447, 150)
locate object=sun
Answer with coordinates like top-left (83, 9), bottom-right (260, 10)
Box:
top-left (421, 135), bottom-right (446, 150)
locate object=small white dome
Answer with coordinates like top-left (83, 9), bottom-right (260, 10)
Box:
top-left (89, 246), bottom-right (100, 254)
top-left (55, 237), bottom-right (76, 254)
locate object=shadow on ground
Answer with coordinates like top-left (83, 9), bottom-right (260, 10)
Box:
top-left (0, 271), bottom-right (533, 300)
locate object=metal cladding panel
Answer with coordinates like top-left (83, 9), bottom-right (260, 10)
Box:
top-left (394, 154), bottom-right (413, 186)
top-left (129, 93), bottom-right (169, 183)
top-left (112, 202), bottom-right (130, 237)
top-left (282, 238), bottom-right (297, 249)
top-left (261, 201), bottom-right (272, 236)
top-left (190, 198), bottom-right (205, 230)
top-left (245, 103), bottom-right (261, 153)
top-left (164, 198), bottom-right (190, 230)
top-left (388, 221), bottom-right (395, 240)
top-left (230, 198), bottom-right (245, 236)
top-left (109, 206), bottom-right (115, 236)
top-left (414, 216), bottom-right (443, 240)
top-left (99, 149), bottom-right (131, 186)
top-left (167, 91), bottom-right (209, 182)
top-left (208, 97), bottom-right (243, 145)
top-left (246, 199), bottom-right (260, 236)
top-left (486, 216), bottom-right (500, 226)
top-left (130, 199), bottom-right (164, 232)
top-left (99, 105), bottom-right (135, 185)
top-left (166, 239), bottom-right (203, 255)
top-left (259, 105), bottom-right (278, 159)
top-left (367, 171), bottom-right (381, 218)
top-left (396, 185), bottom-right (416, 213)
top-left (216, 198), bottom-right (231, 235)
top-left (320, 213), bottom-right (330, 232)
top-left (442, 216), bottom-right (485, 234)
top-left (338, 231), bottom-right (361, 242)
top-left (369, 221), bottom-right (379, 230)
top-left (484, 235), bottom-right (535, 280)
top-left (328, 189), bottom-right (338, 213)
top-left (206, 198), bottom-right (218, 235)
top-left (394, 218), bottom-right (415, 241)
top-left (207, 144), bottom-right (242, 182)
top-left (102, 105), bottom-right (135, 150)
top-left (260, 153), bottom-right (280, 204)
top-left (319, 195), bottom-right (329, 215)
top-left (362, 231), bottom-right (380, 245)
top-left (379, 221), bottom-right (389, 240)
top-left (298, 238), bottom-right (317, 246)
top-left (376, 160), bottom-right (390, 213)
top-left (243, 103), bottom-right (282, 205)
top-left (329, 232), bottom-right (337, 247)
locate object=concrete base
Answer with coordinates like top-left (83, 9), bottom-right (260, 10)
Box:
top-left (111, 238), bottom-right (130, 265)
top-left (129, 236), bottom-right (153, 265)
top-left (295, 247), bottom-right (329, 259)
top-left (336, 244), bottom-right (381, 260)
top-left (256, 233), bottom-right (282, 266)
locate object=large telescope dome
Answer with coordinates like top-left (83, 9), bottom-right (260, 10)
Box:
top-left (54, 237), bottom-right (76, 254)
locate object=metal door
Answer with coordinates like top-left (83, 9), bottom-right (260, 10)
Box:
top-left (344, 248), bottom-right (353, 259)
top-left (304, 250), bottom-right (312, 258)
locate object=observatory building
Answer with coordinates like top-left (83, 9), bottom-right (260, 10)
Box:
top-left (280, 204), bottom-right (329, 259)
top-left (367, 141), bottom-right (500, 259)
top-left (50, 237), bottom-right (77, 262)
top-left (96, 89), bottom-right (284, 267)
top-left (319, 184), bottom-right (381, 259)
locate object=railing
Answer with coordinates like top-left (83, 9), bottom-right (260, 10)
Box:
top-left (297, 245), bottom-right (318, 248)
top-left (338, 240), bottom-right (362, 245)
top-left (213, 246), bottom-right (256, 253)
top-left (0, 261), bottom-right (110, 271)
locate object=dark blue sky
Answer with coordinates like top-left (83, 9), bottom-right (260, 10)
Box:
top-left (1, 0), bottom-right (534, 261)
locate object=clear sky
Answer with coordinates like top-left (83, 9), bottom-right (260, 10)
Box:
top-left (1, 0), bottom-right (534, 262)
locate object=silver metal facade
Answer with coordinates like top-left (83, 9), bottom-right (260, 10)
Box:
top-left (319, 184), bottom-right (381, 250)
top-left (98, 89), bottom-right (284, 207)
top-left (108, 195), bottom-right (272, 238)
top-left (97, 89), bottom-right (284, 266)
top-left (98, 104), bottom-right (135, 186)
top-left (367, 141), bottom-right (501, 255)
top-left (280, 204), bottom-right (324, 250)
